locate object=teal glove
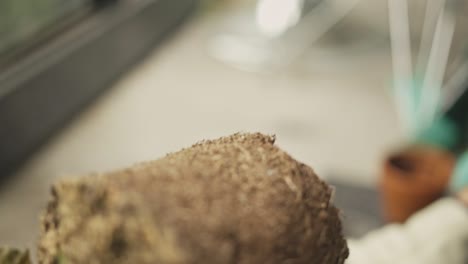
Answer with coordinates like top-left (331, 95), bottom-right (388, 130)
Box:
top-left (416, 116), bottom-right (459, 151)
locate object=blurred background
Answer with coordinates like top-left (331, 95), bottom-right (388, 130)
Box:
top-left (1, 0), bottom-right (467, 253)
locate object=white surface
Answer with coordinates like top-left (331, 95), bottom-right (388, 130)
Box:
top-left (0, 9), bottom-right (402, 249)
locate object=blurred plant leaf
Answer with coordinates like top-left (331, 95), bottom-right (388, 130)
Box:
top-left (56, 251), bottom-right (67, 264)
top-left (0, 248), bottom-right (31, 264)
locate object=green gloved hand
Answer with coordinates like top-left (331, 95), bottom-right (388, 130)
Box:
top-left (416, 116), bottom-right (460, 151)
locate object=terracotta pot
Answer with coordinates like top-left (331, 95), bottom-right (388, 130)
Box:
top-left (380, 145), bottom-right (455, 223)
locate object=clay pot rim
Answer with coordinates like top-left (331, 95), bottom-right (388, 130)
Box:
top-left (380, 144), bottom-right (454, 194)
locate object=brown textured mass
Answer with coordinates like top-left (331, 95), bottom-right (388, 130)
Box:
top-left (38, 133), bottom-right (348, 264)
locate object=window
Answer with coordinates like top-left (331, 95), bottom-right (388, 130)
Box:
top-left (0, 0), bottom-right (91, 62)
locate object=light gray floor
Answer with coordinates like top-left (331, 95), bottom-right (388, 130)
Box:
top-left (0, 5), bottom-right (403, 250)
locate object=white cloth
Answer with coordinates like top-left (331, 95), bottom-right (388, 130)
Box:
top-left (347, 198), bottom-right (468, 264)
